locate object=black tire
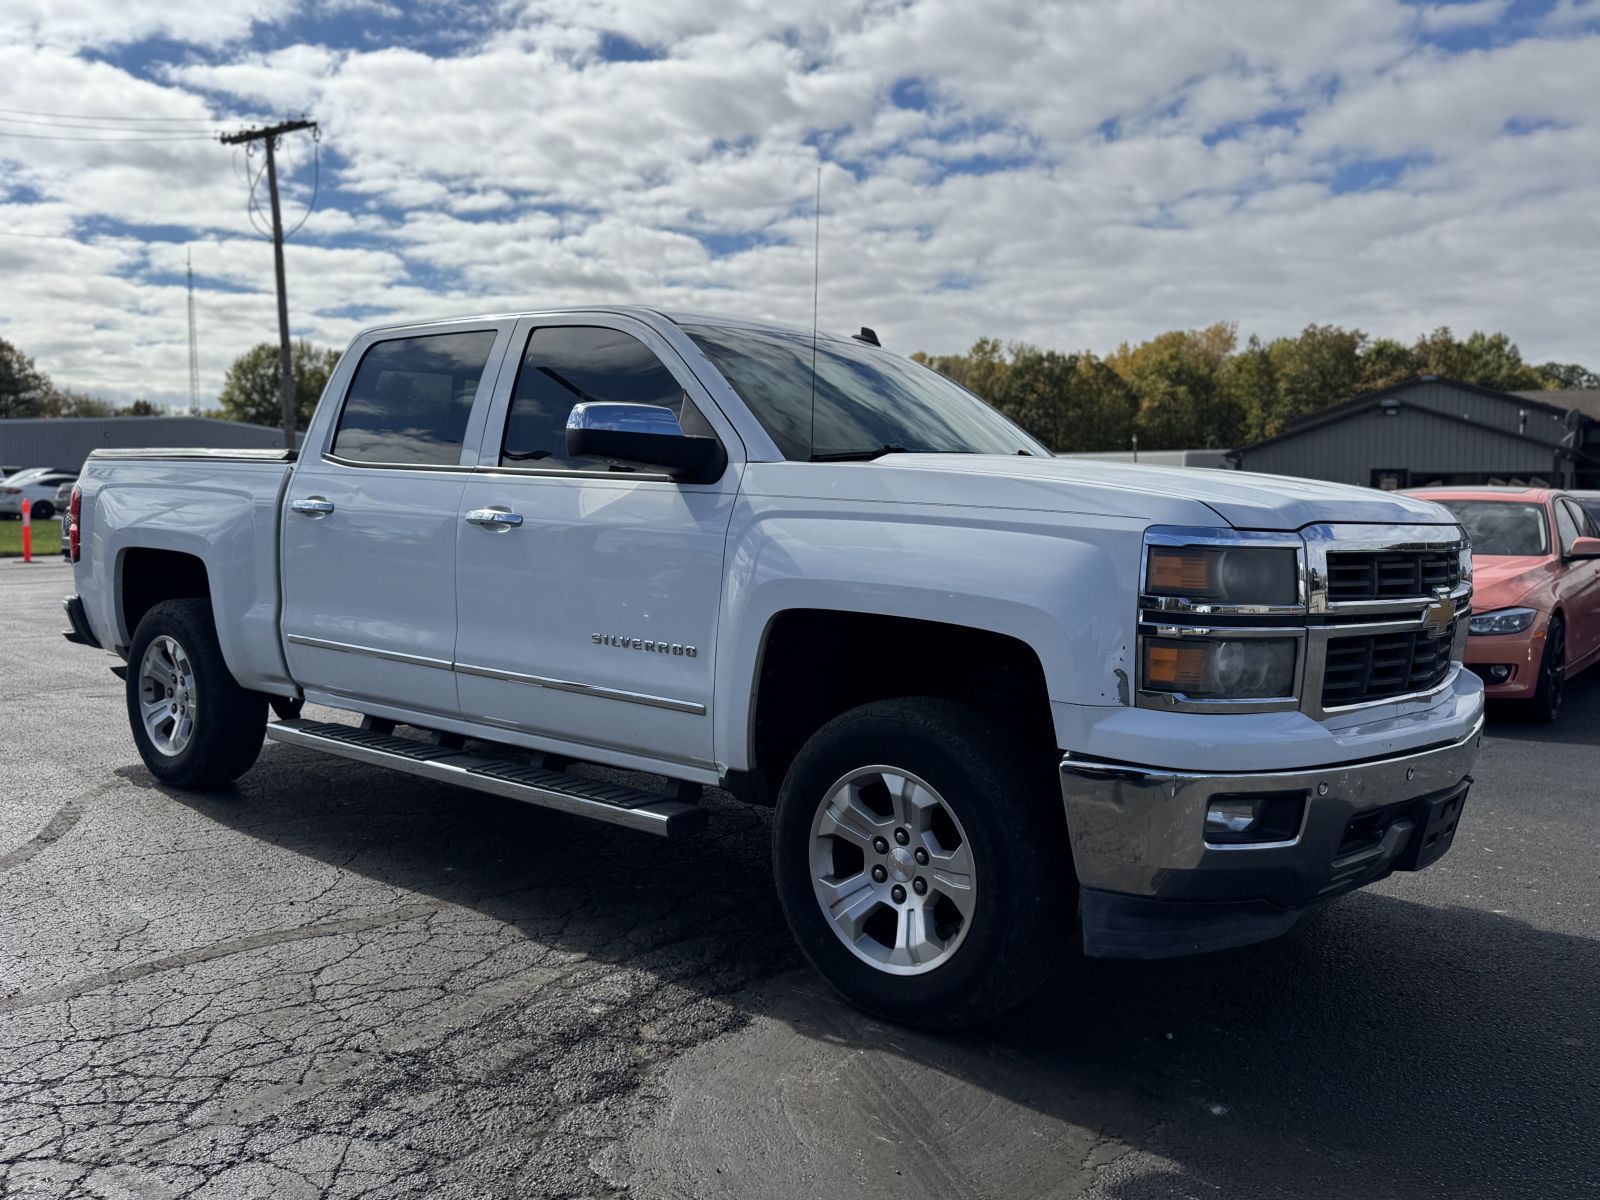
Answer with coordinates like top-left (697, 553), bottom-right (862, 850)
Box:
top-left (125, 598), bottom-right (266, 788)
top-left (31, 500), bottom-right (54, 520)
top-left (1530, 615), bottom-right (1566, 724)
top-left (772, 698), bottom-right (1071, 1030)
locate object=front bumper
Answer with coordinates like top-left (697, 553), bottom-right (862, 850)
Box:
top-left (1060, 718), bottom-right (1483, 958)
top-left (1465, 626), bottom-right (1546, 699)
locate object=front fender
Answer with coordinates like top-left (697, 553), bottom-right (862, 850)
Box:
top-left (713, 496), bottom-right (1145, 769)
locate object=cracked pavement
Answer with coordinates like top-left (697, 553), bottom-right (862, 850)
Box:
top-left (3, 560), bottom-right (1598, 1198)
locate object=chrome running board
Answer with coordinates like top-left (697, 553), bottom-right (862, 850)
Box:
top-left (266, 718), bottom-right (707, 839)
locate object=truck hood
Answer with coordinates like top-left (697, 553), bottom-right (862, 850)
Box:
top-left (745, 455), bottom-right (1456, 531)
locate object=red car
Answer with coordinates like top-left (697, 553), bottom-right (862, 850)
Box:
top-left (1404, 487), bottom-right (1600, 720)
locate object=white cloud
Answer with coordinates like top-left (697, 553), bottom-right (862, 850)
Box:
top-left (0, 0), bottom-right (1596, 408)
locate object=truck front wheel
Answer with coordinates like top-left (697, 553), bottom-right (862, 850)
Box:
top-left (773, 698), bottom-right (1071, 1029)
top-left (126, 599), bottom-right (266, 788)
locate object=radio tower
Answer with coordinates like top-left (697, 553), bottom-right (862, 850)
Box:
top-left (186, 249), bottom-right (200, 411)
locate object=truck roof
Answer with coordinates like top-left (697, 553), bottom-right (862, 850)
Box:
top-left (355, 305), bottom-right (861, 345)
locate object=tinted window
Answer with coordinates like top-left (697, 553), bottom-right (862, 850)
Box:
top-left (1441, 501), bottom-right (1551, 557)
top-left (685, 323), bottom-right (1044, 460)
top-left (500, 326), bottom-right (690, 469)
top-left (1576, 498), bottom-right (1600, 535)
top-left (331, 330), bottom-right (498, 465)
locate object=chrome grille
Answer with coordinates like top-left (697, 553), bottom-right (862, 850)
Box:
top-left (1325, 550), bottom-right (1460, 602)
top-left (1320, 620), bottom-right (1458, 708)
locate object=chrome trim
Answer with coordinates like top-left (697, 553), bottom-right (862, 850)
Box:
top-left (1059, 716), bottom-right (1484, 896)
top-left (464, 507), bottom-right (523, 529)
top-left (322, 453), bottom-right (475, 474)
top-left (285, 633), bottom-right (452, 670)
top-left (285, 636), bottom-right (708, 715)
top-left (290, 497), bottom-right (335, 517)
top-left (454, 662), bottom-right (706, 715)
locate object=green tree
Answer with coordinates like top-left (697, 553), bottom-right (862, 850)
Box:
top-left (119, 398), bottom-right (163, 416)
top-left (1409, 328), bottom-right (1544, 392)
top-left (218, 341), bottom-right (341, 429)
top-left (1262, 324), bottom-right (1367, 436)
top-left (1108, 323), bottom-right (1242, 449)
top-left (1534, 362), bottom-right (1600, 390)
top-left (0, 337), bottom-right (55, 419)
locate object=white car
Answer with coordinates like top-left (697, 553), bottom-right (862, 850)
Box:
top-left (0, 469), bottom-right (78, 520)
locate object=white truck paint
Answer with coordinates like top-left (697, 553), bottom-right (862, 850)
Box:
top-left (65, 306), bottom-right (1485, 1027)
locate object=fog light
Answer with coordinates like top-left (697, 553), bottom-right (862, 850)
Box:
top-left (1482, 664), bottom-right (1512, 684)
top-left (1204, 791), bottom-right (1307, 846)
top-left (1206, 800), bottom-right (1258, 836)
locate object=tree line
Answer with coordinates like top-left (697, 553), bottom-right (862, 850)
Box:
top-left (913, 325), bottom-right (1598, 454)
top-left (0, 335), bottom-right (340, 426)
top-left (5, 326), bottom-right (1594, 455)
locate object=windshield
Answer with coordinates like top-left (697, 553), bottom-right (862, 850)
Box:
top-left (1440, 500), bottom-right (1551, 557)
top-left (684, 323), bottom-right (1045, 460)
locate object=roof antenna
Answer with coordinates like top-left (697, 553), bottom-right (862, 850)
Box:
top-left (808, 164), bottom-right (821, 459)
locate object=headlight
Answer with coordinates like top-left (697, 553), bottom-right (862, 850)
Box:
top-left (1142, 637), bottom-right (1297, 699)
top-left (1468, 607), bottom-right (1536, 636)
top-left (1146, 546), bottom-right (1298, 606)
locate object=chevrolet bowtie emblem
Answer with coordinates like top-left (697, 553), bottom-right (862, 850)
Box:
top-left (1421, 589), bottom-right (1456, 639)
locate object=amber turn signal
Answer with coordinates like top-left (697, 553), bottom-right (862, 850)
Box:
top-left (1143, 642), bottom-right (1212, 691)
top-left (1147, 549), bottom-right (1214, 594)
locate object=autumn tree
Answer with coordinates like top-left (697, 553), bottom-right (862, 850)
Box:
top-left (218, 341), bottom-right (341, 430)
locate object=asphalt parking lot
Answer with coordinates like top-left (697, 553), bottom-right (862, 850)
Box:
top-left (2, 559), bottom-right (1597, 1199)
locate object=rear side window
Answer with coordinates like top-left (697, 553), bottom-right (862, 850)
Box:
top-left (499, 326), bottom-right (691, 469)
top-left (331, 330), bottom-right (499, 465)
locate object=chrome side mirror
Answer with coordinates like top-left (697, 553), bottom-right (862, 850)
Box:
top-left (564, 402), bottom-right (724, 483)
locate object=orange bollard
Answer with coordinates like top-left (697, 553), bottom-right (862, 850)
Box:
top-left (20, 500), bottom-right (31, 563)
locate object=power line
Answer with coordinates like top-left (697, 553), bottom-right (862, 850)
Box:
top-left (0, 113), bottom-right (236, 132)
top-left (0, 128), bottom-right (219, 142)
top-left (0, 104), bottom-right (225, 124)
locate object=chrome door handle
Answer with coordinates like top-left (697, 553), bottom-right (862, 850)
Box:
top-left (465, 507), bottom-right (524, 529)
top-left (291, 497), bottom-right (335, 517)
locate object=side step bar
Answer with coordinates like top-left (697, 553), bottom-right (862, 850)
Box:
top-left (266, 719), bottom-right (707, 838)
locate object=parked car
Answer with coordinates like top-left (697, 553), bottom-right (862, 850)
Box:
top-left (65, 308), bottom-right (1485, 1028)
top-left (57, 480), bottom-right (75, 558)
top-left (1404, 487), bottom-right (1600, 720)
top-left (1570, 490), bottom-right (1600, 531)
top-left (0, 468), bottom-right (79, 520)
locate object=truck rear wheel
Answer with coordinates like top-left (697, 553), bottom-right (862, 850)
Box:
top-left (773, 698), bottom-right (1070, 1029)
top-left (126, 599), bottom-right (266, 789)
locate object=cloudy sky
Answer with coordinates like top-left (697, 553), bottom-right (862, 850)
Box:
top-left (1, 0), bottom-right (1597, 408)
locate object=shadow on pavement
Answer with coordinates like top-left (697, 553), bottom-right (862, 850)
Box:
top-left (1485, 668), bottom-right (1600, 745)
top-left (135, 698), bottom-right (1597, 1199)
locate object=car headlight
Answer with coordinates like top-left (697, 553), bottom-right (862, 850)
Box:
top-left (1145, 546), bottom-right (1299, 606)
top-left (1142, 636), bottom-right (1298, 699)
top-left (1468, 607), bottom-right (1536, 636)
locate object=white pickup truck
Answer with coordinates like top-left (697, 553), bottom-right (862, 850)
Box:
top-left (63, 307), bottom-right (1484, 1027)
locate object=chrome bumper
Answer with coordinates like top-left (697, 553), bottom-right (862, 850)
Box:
top-left (1060, 719), bottom-right (1483, 952)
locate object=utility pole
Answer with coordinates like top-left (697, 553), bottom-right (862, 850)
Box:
top-left (220, 118), bottom-right (317, 448)
top-left (186, 249), bottom-right (200, 412)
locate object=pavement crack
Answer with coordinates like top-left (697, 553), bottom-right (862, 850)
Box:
top-left (0, 903), bottom-right (441, 1014)
top-left (0, 798), bottom-right (85, 875)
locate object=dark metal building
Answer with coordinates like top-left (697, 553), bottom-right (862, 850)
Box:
top-left (0, 416), bottom-right (284, 474)
top-left (1228, 378), bottom-right (1600, 490)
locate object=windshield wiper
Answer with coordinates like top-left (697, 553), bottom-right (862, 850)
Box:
top-left (808, 444), bottom-right (915, 462)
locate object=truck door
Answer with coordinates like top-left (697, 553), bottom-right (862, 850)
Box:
top-left (281, 323), bottom-right (510, 716)
top-left (452, 315), bottom-right (740, 774)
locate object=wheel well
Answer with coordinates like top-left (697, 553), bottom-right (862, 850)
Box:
top-left (750, 610), bottom-right (1057, 798)
top-left (120, 549), bottom-right (211, 643)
